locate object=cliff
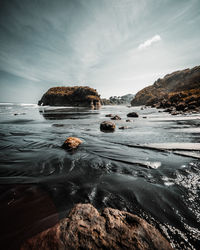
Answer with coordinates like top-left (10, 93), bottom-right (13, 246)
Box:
top-left (131, 66), bottom-right (200, 111)
top-left (38, 86), bottom-right (101, 108)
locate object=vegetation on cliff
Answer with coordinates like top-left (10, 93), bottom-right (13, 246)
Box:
top-left (131, 66), bottom-right (200, 113)
top-left (38, 86), bottom-right (101, 107)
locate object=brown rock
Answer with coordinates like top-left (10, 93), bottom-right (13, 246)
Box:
top-left (100, 121), bottom-right (116, 132)
top-left (127, 112), bottom-right (139, 118)
top-left (38, 86), bottom-right (101, 108)
top-left (62, 137), bottom-right (82, 150)
top-left (111, 115), bottom-right (121, 120)
top-left (21, 203), bottom-right (172, 250)
top-left (126, 119), bottom-right (131, 122)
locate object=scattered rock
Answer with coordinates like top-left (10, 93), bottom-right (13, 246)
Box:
top-left (21, 203), bottom-right (172, 250)
top-left (127, 112), bottom-right (139, 118)
top-left (100, 121), bottom-right (116, 132)
top-left (142, 116), bottom-right (147, 119)
top-left (111, 115), bottom-right (121, 120)
top-left (119, 126), bottom-right (130, 129)
top-left (62, 137), bottom-right (82, 150)
top-left (126, 119), bottom-right (131, 122)
top-left (105, 114), bottom-right (114, 117)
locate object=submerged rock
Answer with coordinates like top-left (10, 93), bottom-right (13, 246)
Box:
top-left (21, 203), bottom-right (172, 250)
top-left (62, 137), bottom-right (82, 150)
top-left (38, 86), bottom-right (101, 108)
top-left (105, 114), bottom-right (114, 117)
top-left (100, 121), bottom-right (116, 132)
top-left (127, 112), bottom-right (139, 117)
top-left (111, 115), bottom-right (121, 120)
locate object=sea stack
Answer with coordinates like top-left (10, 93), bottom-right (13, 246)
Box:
top-left (38, 86), bottom-right (101, 108)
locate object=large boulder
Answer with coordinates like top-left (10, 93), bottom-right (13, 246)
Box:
top-left (38, 86), bottom-right (101, 108)
top-left (21, 203), bottom-right (172, 250)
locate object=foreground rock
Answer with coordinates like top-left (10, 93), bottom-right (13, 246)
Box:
top-left (62, 137), bottom-right (82, 150)
top-left (38, 86), bottom-right (101, 108)
top-left (131, 65), bottom-right (200, 114)
top-left (21, 203), bottom-right (172, 250)
top-left (100, 121), bottom-right (116, 132)
top-left (127, 112), bottom-right (139, 117)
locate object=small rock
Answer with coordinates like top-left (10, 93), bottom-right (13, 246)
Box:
top-left (111, 115), bottom-right (121, 120)
top-left (105, 114), bottom-right (114, 117)
top-left (127, 112), bottom-right (139, 118)
top-left (100, 121), bottom-right (115, 132)
top-left (142, 116), bottom-right (147, 119)
top-left (62, 137), bottom-right (82, 150)
top-left (119, 126), bottom-right (130, 129)
top-left (126, 119), bottom-right (131, 122)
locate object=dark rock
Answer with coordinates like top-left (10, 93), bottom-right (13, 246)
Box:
top-left (100, 121), bottom-right (116, 132)
top-left (105, 114), bottom-right (114, 117)
top-left (38, 86), bottom-right (101, 108)
top-left (126, 119), bottom-right (131, 122)
top-left (127, 112), bottom-right (139, 118)
top-left (119, 126), bottom-right (130, 129)
top-left (111, 115), bottom-right (121, 120)
top-left (142, 116), bottom-right (147, 119)
top-left (62, 137), bottom-right (82, 150)
top-left (21, 203), bottom-right (172, 250)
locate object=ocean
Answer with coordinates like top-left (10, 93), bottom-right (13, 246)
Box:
top-left (0, 103), bottom-right (199, 249)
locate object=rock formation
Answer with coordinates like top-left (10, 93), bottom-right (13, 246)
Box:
top-left (131, 65), bottom-right (200, 113)
top-left (38, 86), bottom-right (101, 108)
top-left (21, 203), bottom-right (172, 250)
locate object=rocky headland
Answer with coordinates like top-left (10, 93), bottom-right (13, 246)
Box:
top-left (38, 86), bottom-right (101, 108)
top-left (131, 65), bottom-right (200, 114)
top-left (21, 203), bottom-right (172, 250)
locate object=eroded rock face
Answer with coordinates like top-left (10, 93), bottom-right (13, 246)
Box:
top-left (131, 66), bottom-right (200, 112)
top-left (21, 203), bottom-right (172, 250)
top-left (38, 86), bottom-right (101, 108)
top-left (62, 137), bottom-right (82, 150)
top-left (100, 121), bottom-right (116, 132)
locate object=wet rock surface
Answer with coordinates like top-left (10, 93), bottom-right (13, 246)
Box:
top-left (127, 112), bottom-right (139, 117)
top-left (21, 203), bottom-right (172, 250)
top-left (111, 115), bottom-right (121, 120)
top-left (62, 137), bottom-right (82, 150)
top-left (100, 121), bottom-right (116, 132)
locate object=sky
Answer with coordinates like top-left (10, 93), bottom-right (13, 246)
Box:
top-left (0, 0), bottom-right (200, 103)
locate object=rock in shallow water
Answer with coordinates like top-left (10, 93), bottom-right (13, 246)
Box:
top-left (127, 112), bottom-right (139, 118)
top-left (100, 121), bottom-right (116, 132)
top-left (62, 137), bottom-right (82, 150)
top-left (21, 203), bottom-right (172, 250)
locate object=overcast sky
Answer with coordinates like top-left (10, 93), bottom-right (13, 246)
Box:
top-left (0, 0), bottom-right (200, 102)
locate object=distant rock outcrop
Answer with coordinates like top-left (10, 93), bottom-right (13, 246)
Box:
top-left (102, 94), bottom-right (135, 105)
top-left (131, 66), bottom-right (200, 113)
top-left (38, 86), bottom-right (101, 108)
top-left (21, 203), bottom-right (172, 250)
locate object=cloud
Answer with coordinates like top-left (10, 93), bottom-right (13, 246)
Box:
top-left (138, 35), bottom-right (161, 50)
